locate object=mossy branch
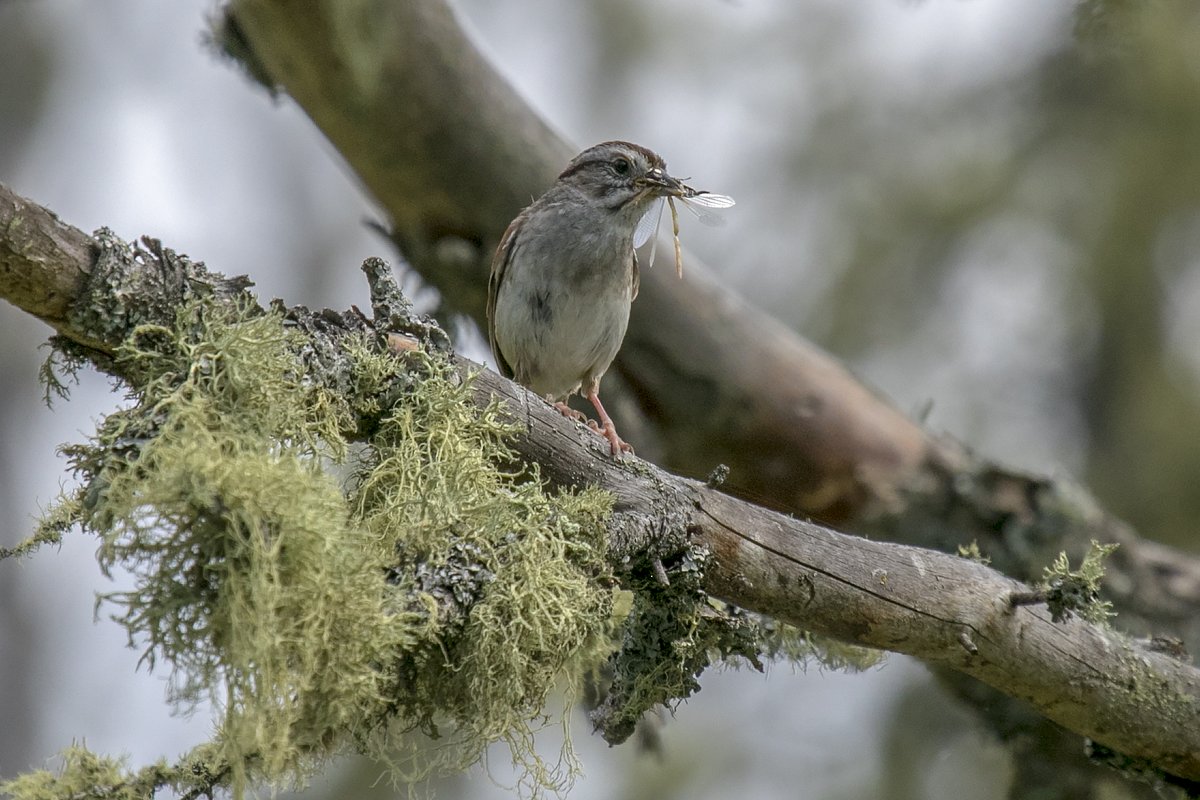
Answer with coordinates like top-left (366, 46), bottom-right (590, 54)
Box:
top-left (2, 182), bottom-right (1200, 797)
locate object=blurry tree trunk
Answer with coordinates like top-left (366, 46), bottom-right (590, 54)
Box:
top-left (1068, 93), bottom-right (1200, 550)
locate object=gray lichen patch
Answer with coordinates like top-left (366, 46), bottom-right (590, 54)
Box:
top-left (70, 229), bottom-right (255, 353)
top-left (591, 510), bottom-right (882, 745)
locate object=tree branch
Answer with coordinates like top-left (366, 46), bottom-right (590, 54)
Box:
top-left (482, 361), bottom-right (1200, 785)
top-left (1, 181), bottom-right (1198, 791)
top-left (0, 185), bottom-right (96, 338)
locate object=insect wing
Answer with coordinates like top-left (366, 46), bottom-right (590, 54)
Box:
top-left (678, 196), bottom-right (731, 227)
top-left (684, 191), bottom-right (735, 208)
top-left (634, 197), bottom-right (665, 249)
top-left (635, 190), bottom-right (733, 269)
top-left (646, 222), bottom-right (660, 268)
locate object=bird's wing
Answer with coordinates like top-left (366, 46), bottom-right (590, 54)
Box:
top-left (486, 212), bottom-right (523, 380)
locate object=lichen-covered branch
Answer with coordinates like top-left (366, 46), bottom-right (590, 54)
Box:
top-left (2, 213), bottom-right (623, 798)
top-left (1, 182), bottom-right (1199, 794)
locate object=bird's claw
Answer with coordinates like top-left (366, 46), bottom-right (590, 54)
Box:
top-left (553, 401), bottom-right (588, 423)
top-left (599, 420), bottom-right (634, 456)
top-left (553, 399), bottom-right (632, 456)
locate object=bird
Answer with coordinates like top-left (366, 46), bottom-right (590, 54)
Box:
top-left (487, 141), bottom-right (686, 455)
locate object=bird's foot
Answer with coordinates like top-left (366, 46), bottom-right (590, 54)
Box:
top-left (553, 400), bottom-right (629, 453)
top-left (597, 420), bottom-right (634, 456)
top-left (583, 416), bottom-right (633, 455)
top-left (552, 401), bottom-right (588, 423)
top-left (583, 389), bottom-right (634, 456)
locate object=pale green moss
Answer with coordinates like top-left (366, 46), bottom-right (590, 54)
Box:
top-left (1, 746), bottom-right (162, 800)
top-left (348, 347), bottom-right (616, 793)
top-left (956, 540), bottom-right (991, 565)
top-left (7, 299), bottom-right (616, 799)
top-left (761, 624), bottom-right (885, 672)
top-left (1042, 540), bottom-right (1119, 624)
top-left (0, 743), bottom-right (227, 800)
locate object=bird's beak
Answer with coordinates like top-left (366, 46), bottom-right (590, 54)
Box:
top-left (637, 168), bottom-right (686, 197)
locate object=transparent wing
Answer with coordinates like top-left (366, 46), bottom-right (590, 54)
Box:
top-left (683, 191), bottom-right (736, 209)
top-left (646, 220), bottom-right (660, 268)
top-left (634, 197), bottom-right (665, 249)
top-left (678, 196), bottom-right (730, 227)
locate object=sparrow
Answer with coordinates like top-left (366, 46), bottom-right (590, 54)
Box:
top-left (487, 141), bottom-right (687, 455)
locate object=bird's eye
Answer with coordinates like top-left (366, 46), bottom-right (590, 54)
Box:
top-left (612, 158), bottom-right (631, 176)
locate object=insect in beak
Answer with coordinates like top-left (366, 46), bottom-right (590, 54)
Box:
top-left (634, 177), bottom-right (735, 279)
top-left (637, 168), bottom-right (685, 196)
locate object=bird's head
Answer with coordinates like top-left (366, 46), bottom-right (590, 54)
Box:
top-left (557, 141), bottom-right (685, 216)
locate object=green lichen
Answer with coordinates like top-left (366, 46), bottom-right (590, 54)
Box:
top-left (0, 743), bottom-right (227, 800)
top-left (1041, 540), bottom-right (1119, 624)
top-left (956, 540), bottom-right (991, 565)
top-left (37, 339), bottom-right (88, 406)
top-left (1, 746), bottom-right (168, 800)
top-left (4, 251), bottom-right (879, 800)
top-left (590, 542), bottom-right (757, 745)
top-left (4, 297), bottom-right (616, 799)
top-left (590, 540), bottom-right (883, 745)
top-left (759, 625), bottom-right (885, 672)
top-left (347, 343), bottom-right (616, 792)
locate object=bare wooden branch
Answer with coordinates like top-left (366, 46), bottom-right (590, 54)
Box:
top-left (0, 185), bottom-right (96, 338)
top-left (1, 181), bottom-right (1198, 788)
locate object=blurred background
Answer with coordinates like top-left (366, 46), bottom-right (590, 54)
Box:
top-left (1, 0), bottom-right (1198, 798)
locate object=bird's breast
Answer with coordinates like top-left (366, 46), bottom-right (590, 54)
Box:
top-left (492, 217), bottom-right (636, 399)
